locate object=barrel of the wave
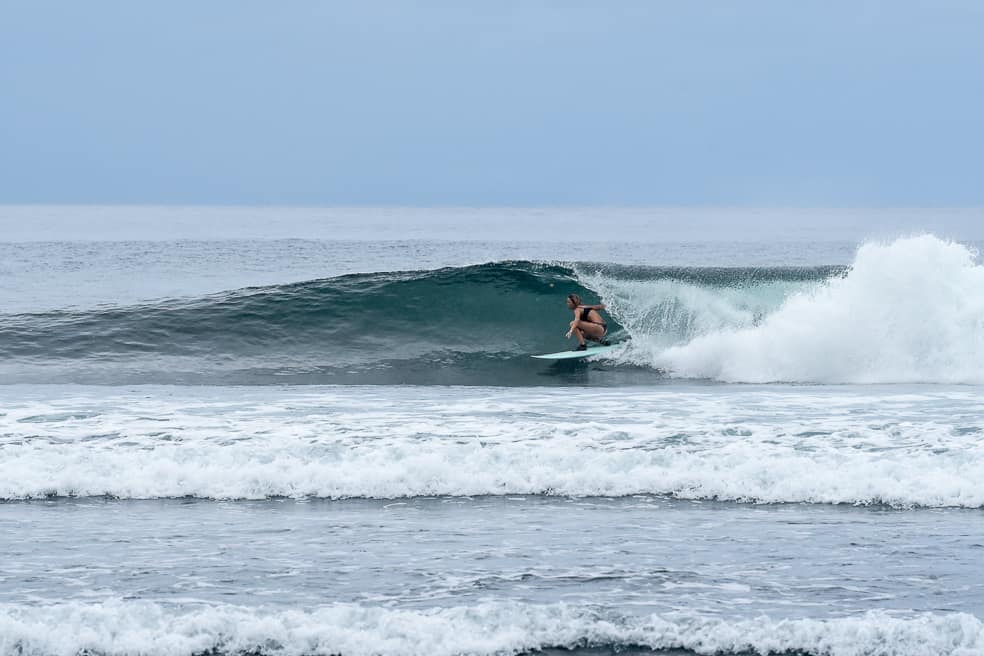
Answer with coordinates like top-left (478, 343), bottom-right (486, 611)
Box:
top-left (533, 294), bottom-right (621, 360)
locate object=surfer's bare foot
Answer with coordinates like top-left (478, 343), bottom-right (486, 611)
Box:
top-left (573, 344), bottom-right (587, 351)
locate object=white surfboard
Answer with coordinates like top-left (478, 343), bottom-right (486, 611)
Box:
top-left (532, 344), bottom-right (618, 360)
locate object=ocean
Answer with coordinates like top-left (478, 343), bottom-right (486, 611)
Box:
top-left (1, 206), bottom-right (984, 655)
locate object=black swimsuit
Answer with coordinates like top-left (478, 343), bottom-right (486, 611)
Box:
top-left (579, 307), bottom-right (608, 336)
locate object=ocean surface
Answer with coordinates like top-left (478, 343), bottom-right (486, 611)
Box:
top-left (2, 206), bottom-right (984, 656)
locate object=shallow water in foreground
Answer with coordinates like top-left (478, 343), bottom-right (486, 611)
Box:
top-left (4, 495), bottom-right (982, 616)
top-left (2, 383), bottom-right (984, 655)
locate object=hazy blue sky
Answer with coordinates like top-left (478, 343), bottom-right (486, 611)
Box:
top-left (2, 1), bottom-right (982, 205)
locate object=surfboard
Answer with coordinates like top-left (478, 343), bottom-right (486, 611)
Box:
top-left (532, 344), bottom-right (618, 360)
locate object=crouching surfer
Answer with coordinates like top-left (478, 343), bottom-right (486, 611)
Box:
top-left (565, 293), bottom-right (610, 351)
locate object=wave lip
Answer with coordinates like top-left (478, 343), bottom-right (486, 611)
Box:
top-left (1, 600), bottom-right (981, 656)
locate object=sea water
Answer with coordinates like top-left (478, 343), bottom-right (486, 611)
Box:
top-left (1, 207), bottom-right (984, 655)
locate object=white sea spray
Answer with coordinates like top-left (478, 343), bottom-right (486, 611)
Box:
top-left (595, 235), bottom-right (984, 383)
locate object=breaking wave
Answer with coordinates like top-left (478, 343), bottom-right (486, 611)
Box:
top-left (1, 235), bottom-right (980, 385)
top-left (645, 235), bottom-right (984, 383)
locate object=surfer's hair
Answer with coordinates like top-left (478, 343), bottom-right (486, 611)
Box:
top-left (567, 293), bottom-right (581, 307)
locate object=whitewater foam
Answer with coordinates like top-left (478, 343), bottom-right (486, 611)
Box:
top-left (3, 385), bottom-right (983, 507)
top-left (0, 600), bottom-right (981, 656)
top-left (639, 236), bottom-right (984, 383)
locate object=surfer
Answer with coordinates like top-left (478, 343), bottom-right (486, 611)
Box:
top-left (565, 293), bottom-right (609, 351)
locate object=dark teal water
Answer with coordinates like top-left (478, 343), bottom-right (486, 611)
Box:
top-left (0, 261), bottom-right (846, 385)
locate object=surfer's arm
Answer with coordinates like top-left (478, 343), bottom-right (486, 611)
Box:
top-left (566, 310), bottom-right (579, 338)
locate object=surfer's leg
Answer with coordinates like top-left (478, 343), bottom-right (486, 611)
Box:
top-left (569, 322), bottom-right (587, 349)
top-left (576, 321), bottom-right (606, 343)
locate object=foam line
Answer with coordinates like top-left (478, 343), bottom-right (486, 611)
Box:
top-left (1, 600), bottom-right (981, 656)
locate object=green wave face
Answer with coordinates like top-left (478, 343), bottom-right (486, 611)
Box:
top-left (0, 261), bottom-right (838, 386)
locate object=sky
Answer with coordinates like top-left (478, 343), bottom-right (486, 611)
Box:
top-left (1, 1), bottom-right (983, 206)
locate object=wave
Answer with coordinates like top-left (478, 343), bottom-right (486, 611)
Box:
top-left (0, 261), bottom-right (580, 385)
top-left (1, 600), bottom-right (980, 656)
top-left (0, 260), bottom-right (832, 386)
top-left (1, 234), bottom-right (981, 385)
